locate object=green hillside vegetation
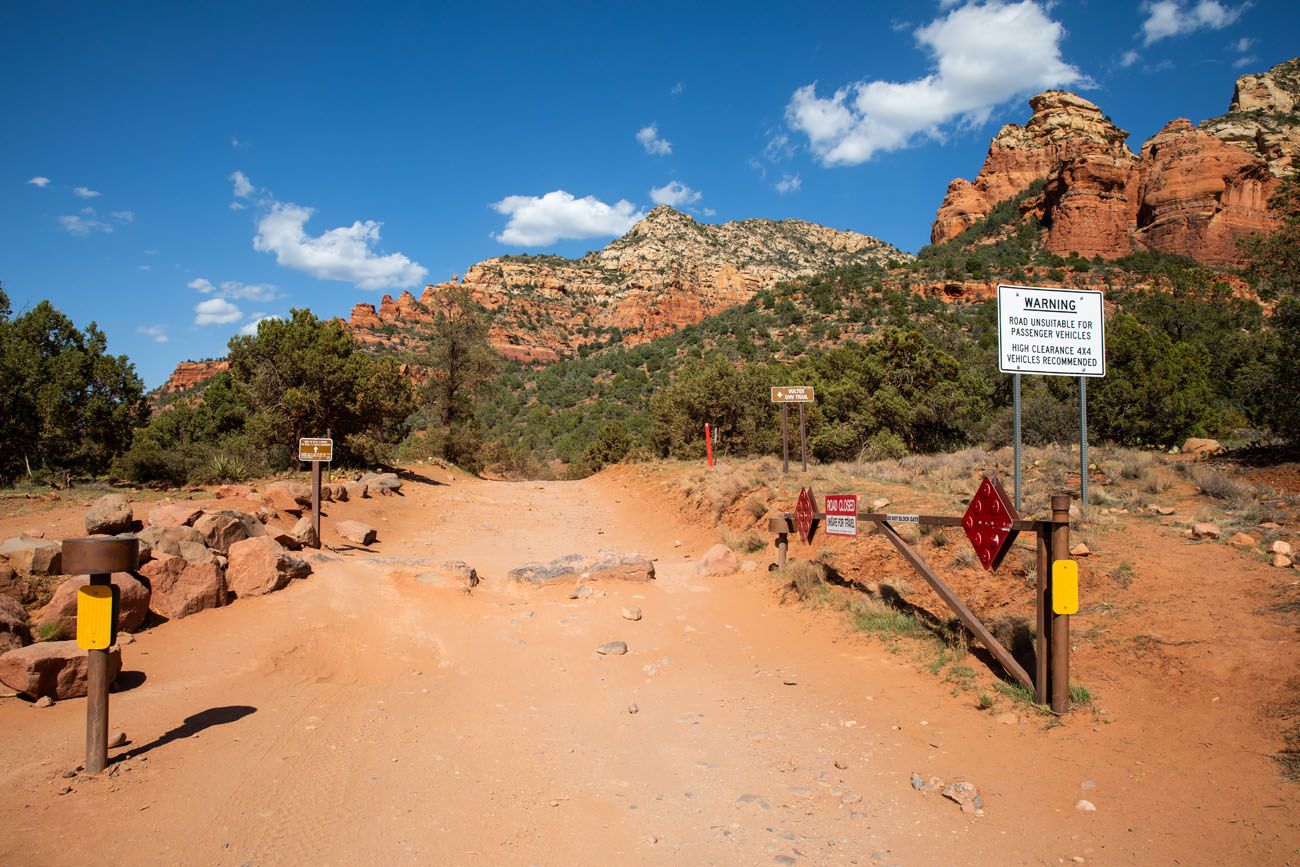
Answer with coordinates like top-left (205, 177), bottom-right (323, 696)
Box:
top-left (1, 176), bottom-right (1295, 486)
top-left (472, 176), bottom-right (1299, 477)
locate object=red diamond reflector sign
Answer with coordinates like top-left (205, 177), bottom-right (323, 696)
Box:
top-left (962, 476), bottom-right (1019, 571)
top-left (795, 487), bottom-right (818, 544)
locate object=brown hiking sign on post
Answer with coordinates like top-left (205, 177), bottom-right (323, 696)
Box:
top-left (771, 386), bottom-right (814, 475)
top-left (769, 477), bottom-right (1078, 714)
top-left (298, 437), bottom-right (332, 549)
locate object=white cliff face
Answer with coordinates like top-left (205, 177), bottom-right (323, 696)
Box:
top-left (1201, 57), bottom-right (1300, 178)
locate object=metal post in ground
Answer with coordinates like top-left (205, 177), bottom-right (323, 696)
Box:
top-left (1050, 493), bottom-right (1072, 713)
top-left (1013, 373), bottom-right (1022, 511)
top-left (61, 537), bottom-right (138, 774)
top-left (1079, 377), bottom-right (1089, 519)
top-left (1035, 517), bottom-right (1050, 706)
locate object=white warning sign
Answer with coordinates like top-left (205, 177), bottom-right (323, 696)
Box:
top-left (997, 285), bottom-right (1105, 378)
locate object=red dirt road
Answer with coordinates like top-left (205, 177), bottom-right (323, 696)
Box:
top-left (1, 466), bottom-right (1296, 865)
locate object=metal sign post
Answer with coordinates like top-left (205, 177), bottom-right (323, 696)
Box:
top-left (63, 537), bottom-right (140, 774)
top-left (298, 437), bottom-right (333, 549)
top-left (1012, 373), bottom-right (1022, 510)
top-left (771, 386), bottom-right (815, 476)
top-left (997, 285), bottom-right (1105, 516)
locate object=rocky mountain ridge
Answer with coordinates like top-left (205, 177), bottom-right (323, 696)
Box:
top-left (345, 206), bottom-right (906, 364)
top-left (931, 57), bottom-right (1297, 267)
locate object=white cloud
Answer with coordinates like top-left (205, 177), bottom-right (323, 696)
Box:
top-left (1119, 49), bottom-right (1141, 67)
top-left (671, 82), bottom-right (684, 95)
top-left (702, 207), bottom-right (717, 217)
top-left (763, 133), bottom-right (795, 163)
top-left (636, 123), bottom-right (672, 156)
top-left (194, 298), bottom-right (243, 326)
top-left (137, 324), bottom-right (169, 343)
top-left (111, 210), bottom-right (134, 223)
top-left (774, 174), bottom-right (802, 194)
top-left (1233, 53), bottom-right (1258, 68)
top-left (1140, 1), bottom-right (1245, 45)
top-left (786, 1), bottom-right (1086, 166)
top-left (239, 314), bottom-right (281, 337)
top-left (253, 202), bottom-right (428, 290)
top-left (58, 208), bottom-right (112, 235)
top-left (188, 277), bottom-right (280, 302)
top-left (650, 181), bottom-right (702, 207)
top-left (144, 248), bottom-right (159, 255)
top-left (27, 176), bottom-right (50, 187)
top-left (491, 190), bottom-right (644, 246)
top-left (73, 186), bottom-right (100, 198)
top-left (230, 170), bottom-right (255, 199)
top-left (229, 170), bottom-right (258, 210)
top-left (231, 136), bottom-right (250, 150)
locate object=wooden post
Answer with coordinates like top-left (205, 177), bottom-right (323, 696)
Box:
top-left (781, 404), bottom-right (790, 475)
top-left (798, 403), bottom-right (808, 472)
top-left (1035, 521), bottom-right (1050, 706)
top-left (311, 461), bottom-right (322, 549)
top-left (776, 532), bottom-right (788, 569)
top-left (1050, 493), bottom-right (1072, 713)
top-left (84, 572), bottom-right (110, 774)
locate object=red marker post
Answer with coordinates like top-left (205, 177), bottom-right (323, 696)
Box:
top-left (704, 423), bottom-right (714, 469)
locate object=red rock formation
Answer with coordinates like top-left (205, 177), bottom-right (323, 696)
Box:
top-left (159, 360), bottom-right (230, 394)
top-left (349, 303), bottom-right (381, 330)
top-left (1039, 152), bottom-right (1142, 259)
top-left (931, 59), bottom-right (1294, 266)
top-left (932, 91), bottom-right (1134, 244)
top-left (1132, 120), bottom-right (1278, 268)
top-left (346, 206), bottom-right (906, 365)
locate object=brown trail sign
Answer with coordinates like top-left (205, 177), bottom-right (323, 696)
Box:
top-left (769, 477), bottom-right (1079, 714)
top-left (771, 386), bottom-right (814, 474)
top-left (298, 437), bottom-right (332, 549)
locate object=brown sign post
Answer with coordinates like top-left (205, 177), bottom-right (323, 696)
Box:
top-left (298, 437), bottom-right (333, 549)
top-left (62, 536), bottom-right (139, 774)
top-left (771, 386), bottom-right (814, 474)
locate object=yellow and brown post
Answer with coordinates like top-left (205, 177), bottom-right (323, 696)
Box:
top-left (62, 537), bottom-right (139, 774)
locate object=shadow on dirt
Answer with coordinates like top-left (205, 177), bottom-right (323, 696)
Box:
top-left (116, 705), bottom-right (256, 762)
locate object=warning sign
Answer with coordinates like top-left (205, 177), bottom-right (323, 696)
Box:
top-left (771, 386), bottom-right (815, 403)
top-left (997, 285), bottom-right (1105, 378)
top-left (824, 494), bottom-right (857, 537)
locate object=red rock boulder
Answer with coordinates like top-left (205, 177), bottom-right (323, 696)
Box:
top-left (139, 554), bottom-right (225, 620)
top-left (0, 640), bottom-right (122, 699)
top-left (38, 572), bottom-right (150, 634)
top-left (147, 502), bottom-right (204, 528)
top-left (0, 595), bottom-right (31, 653)
top-left (226, 537), bottom-right (311, 598)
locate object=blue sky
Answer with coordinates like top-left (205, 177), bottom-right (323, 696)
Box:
top-left (2, 0), bottom-right (1294, 387)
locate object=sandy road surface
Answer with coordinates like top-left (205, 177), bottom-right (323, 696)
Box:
top-left (1, 466), bottom-right (1296, 865)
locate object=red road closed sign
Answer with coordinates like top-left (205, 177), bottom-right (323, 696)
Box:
top-left (824, 494), bottom-right (857, 537)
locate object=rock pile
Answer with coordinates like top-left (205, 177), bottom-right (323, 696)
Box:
top-left (0, 488), bottom-right (319, 700)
